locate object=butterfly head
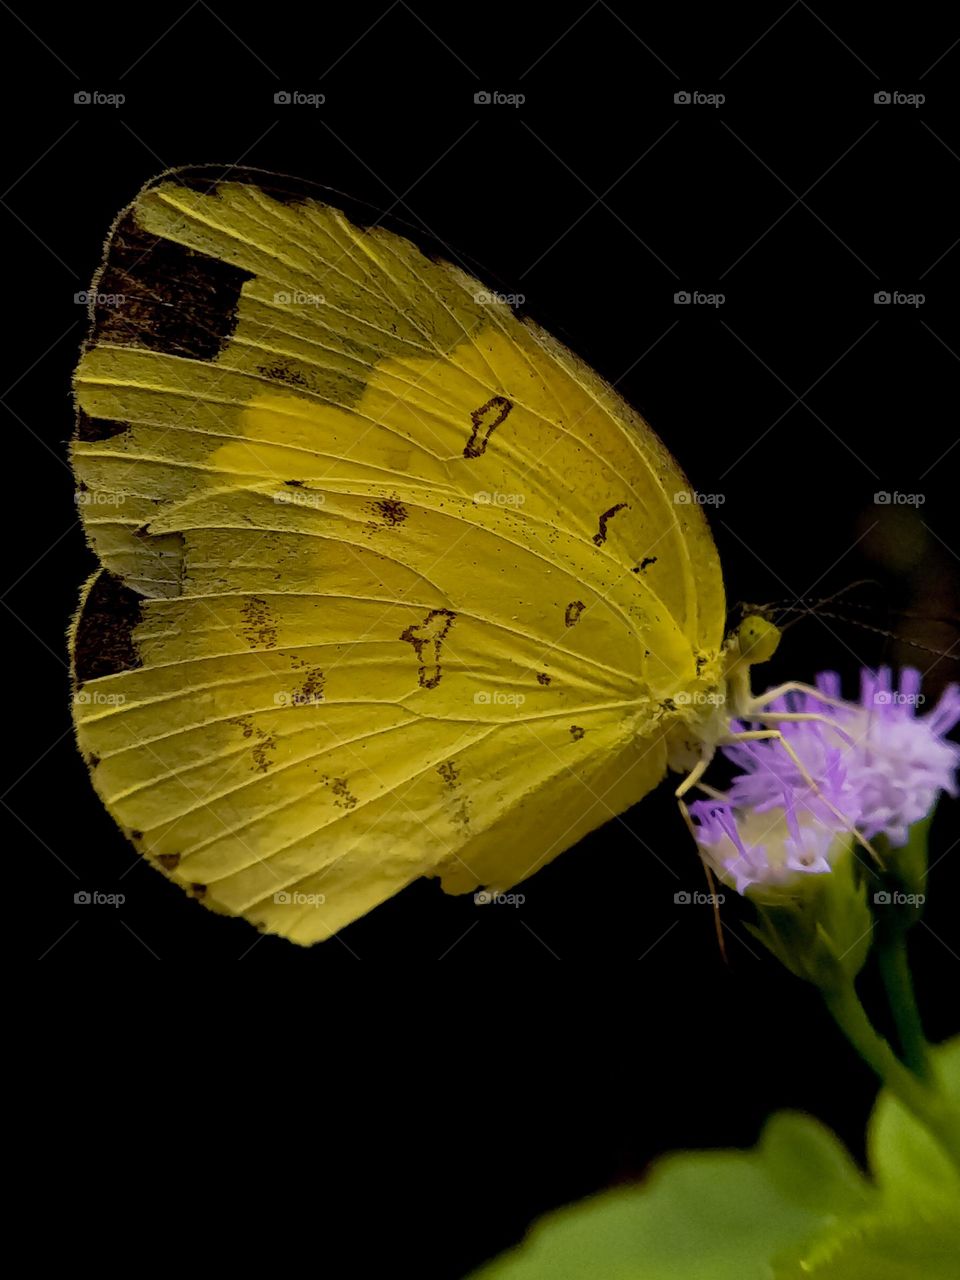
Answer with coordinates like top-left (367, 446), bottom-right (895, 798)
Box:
top-left (719, 613), bottom-right (781, 719)
top-left (736, 614), bottom-right (781, 667)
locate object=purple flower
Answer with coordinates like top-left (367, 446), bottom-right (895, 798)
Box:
top-left (691, 787), bottom-right (842, 895)
top-left (690, 668), bottom-right (960, 893)
top-left (844, 668), bottom-right (960, 845)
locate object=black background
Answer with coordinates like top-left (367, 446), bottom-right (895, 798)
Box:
top-left (5, 3), bottom-right (959, 1276)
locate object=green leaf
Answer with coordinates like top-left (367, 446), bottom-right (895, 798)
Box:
top-left (868, 1036), bottom-right (960, 1212)
top-left (468, 1042), bottom-right (960, 1280)
top-left (468, 1114), bottom-right (873, 1279)
top-left (773, 1210), bottom-right (960, 1279)
top-left (777, 1038), bottom-right (960, 1277)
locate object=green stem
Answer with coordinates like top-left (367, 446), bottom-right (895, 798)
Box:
top-left (822, 980), bottom-right (960, 1176)
top-left (876, 932), bottom-right (932, 1080)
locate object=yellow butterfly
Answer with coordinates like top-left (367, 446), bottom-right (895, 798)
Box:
top-left (70, 166), bottom-right (783, 944)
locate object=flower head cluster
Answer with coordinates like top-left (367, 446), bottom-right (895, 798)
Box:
top-left (690, 668), bottom-right (960, 895)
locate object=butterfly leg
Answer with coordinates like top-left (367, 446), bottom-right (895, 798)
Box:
top-left (674, 755), bottom-right (709, 799)
top-left (675, 789), bottom-right (727, 960)
top-left (748, 681), bottom-right (849, 712)
top-left (745, 710), bottom-right (856, 746)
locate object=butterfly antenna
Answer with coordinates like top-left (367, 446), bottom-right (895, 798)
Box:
top-left (806, 609), bottom-right (960, 661)
top-left (771, 580), bottom-right (885, 631)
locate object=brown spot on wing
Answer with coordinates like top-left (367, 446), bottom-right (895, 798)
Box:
top-left (564, 600), bottom-right (585, 627)
top-left (437, 760), bottom-right (469, 831)
top-left (536, 672), bottom-right (552, 686)
top-left (251, 737), bottom-right (276, 773)
top-left (593, 503), bottom-right (629, 546)
top-left (291, 668), bottom-right (325, 706)
top-left (75, 410), bottom-right (130, 443)
top-left (232, 715), bottom-right (276, 772)
top-left (91, 209), bottom-right (252, 360)
top-left (570, 725), bottom-right (585, 741)
top-left (369, 497), bottom-right (408, 528)
top-left (400, 608), bottom-right (456, 689)
top-left (73, 570), bottom-right (143, 683)
top-left (240, 596), bottom-right (277, 649)
top-left (156, 853), bottom-right (181, 870)
top-left (633, 556), bottom-right (658, 573)
top-left (324, 776), bottom-right (358, 810)
top-left (463, 395), bottom-right (512, 459)
top-left (260, 361), bottom-right (311, 388)
top-left (437, 761), bottom-right (459, 787)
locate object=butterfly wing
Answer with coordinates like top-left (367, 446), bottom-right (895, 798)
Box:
top-left (70, 167), bottom-right (725, 943)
